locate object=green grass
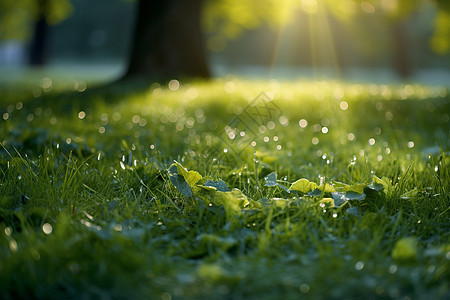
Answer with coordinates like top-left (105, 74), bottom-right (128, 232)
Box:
top-left (0, 77), bottom-right (449, 299)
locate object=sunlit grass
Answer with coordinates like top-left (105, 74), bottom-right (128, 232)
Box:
top-left (0, 78), bottom-right (449, 299)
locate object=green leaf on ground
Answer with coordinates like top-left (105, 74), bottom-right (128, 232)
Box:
top-left (203, 179), bottom-right (230, 192)
top-left (264, 172), bottom-right (278, 187)
top-left (215, 189), bottom-right (249, 216)
top-left (168, 164), bottom-right (193, 197)
top-left (400, 188), bottom-right (419, 200)
top-left (288, 178), bottom-right (318, 193)
top-left (330, 193), bottom-right (348, 207)
top-left (264, 172), bottom-right (290, 192)
top-left (392, 237), bottom-right (418, 262)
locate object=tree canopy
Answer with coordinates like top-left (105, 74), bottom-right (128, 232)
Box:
top-left (0, 0), bottom-right (72, 40)
top-left (203, 0), bottom-right (450, 54)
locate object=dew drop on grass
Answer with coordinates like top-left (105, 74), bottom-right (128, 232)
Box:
top-left (9, 239), bottom-right (18, 252)
top-left (74, 81), bottom-right (87, 92)
top-left (120, 161), bottom-right (126, 170)
top-left (340, 101), bottom-right (348, 110)
top-left (277, 145), bottom-right (282, 150)
top-left (319, 176), bottom-right (325, 185)
top-left (388, 264), bottom-right (397, 274)
top-left (279, 116), bottom-right (289, 126)
top-left (368, 138), bottom-right (375, 145)
top-left (407, 141), bottom-right (414, 148)
top-left (348, 133), bottom-right (355, 141)
top-left (374, 127), bottom-right (381, 135)
top-left (332, 213), bottom-right (338, 218)
top-left (313, 124), bottom-right (321, 132)
top-left (355, 261), bottom-right (364, 270)
top-left (385, 111), bottom-right (393, 121)
top-left (4, 227), bottom-right (12, 236)
top-left (42, 223), bottom-right (53, 235)
top-left (78, 111), bottom-right (86, 119)
top-left (299, 284), bottom-right (310, 294)
top-left (299, 119), bottom-right (308, 128)
top-left (168, 79), bottom-right (180, 91)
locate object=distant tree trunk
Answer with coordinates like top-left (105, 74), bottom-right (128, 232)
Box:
top-left (29, 1), bottom-right (49, 66)
top-left (123, 0), bottom-right (210, 80)
top-left (391, 20), bottom-right (412, 79)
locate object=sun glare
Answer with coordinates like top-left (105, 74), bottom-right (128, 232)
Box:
top-left (269, 0), bottom-right (342, 79)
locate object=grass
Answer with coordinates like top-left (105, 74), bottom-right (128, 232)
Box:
top-left (0, 76), bottom-right (449, 299)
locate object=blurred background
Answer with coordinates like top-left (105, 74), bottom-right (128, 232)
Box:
top-left (0, 0), bottom-right (449, 85)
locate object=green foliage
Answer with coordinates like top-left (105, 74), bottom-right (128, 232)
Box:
top-left (0, 0), bottom-right (72, 40)
top-left (0, 78), bottom-right (448, 299)
top-left (288, 178), bottom-right (318, 193)
top-left (392, 237), bottom-right (418, 263)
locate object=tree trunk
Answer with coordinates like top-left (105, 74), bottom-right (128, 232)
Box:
top-left (29, 14), bottom-right (48, 66)
top-left (123, 0), bottom-right (210, 80)
top-left (391, 20), bottom-right (413, 79)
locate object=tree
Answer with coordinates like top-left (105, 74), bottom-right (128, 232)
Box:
top-left (123, 0), bottom-right (450, 80)
top-left (123, 0), bottom-right (210, 80)
top-left (122, 0), bottom-right (293, 80)
top-left (326, 0), bottom-right (450, 78)
top-left (1, 0), bottom-right (448, 79)
top-left (0, 0), bottom-right (72, 66)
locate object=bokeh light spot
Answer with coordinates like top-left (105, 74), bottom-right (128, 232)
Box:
top-left (42, 223), bottom-right (53, 235)
top-left (168, 79), bottom-right (180, 91)
top-left (299, 119), bottom-right (308, 128)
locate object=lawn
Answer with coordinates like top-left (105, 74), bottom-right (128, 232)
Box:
top-left (0, 76), bottom-right (449, 299)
